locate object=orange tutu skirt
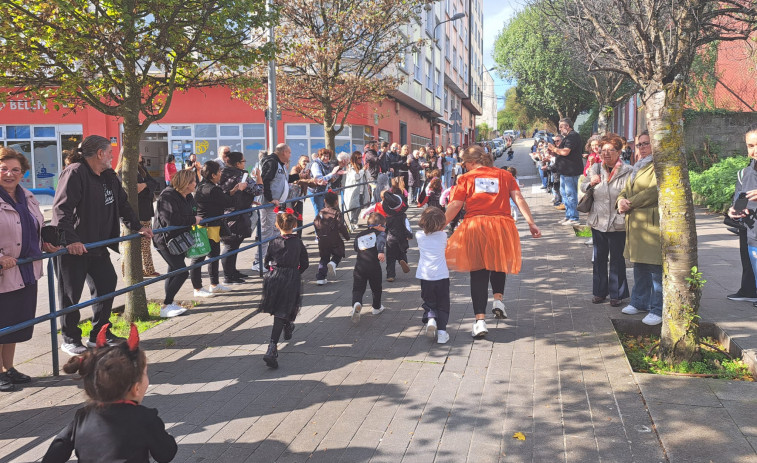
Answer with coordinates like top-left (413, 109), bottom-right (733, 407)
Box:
top-left (445, 215), bottom-right (522, 274)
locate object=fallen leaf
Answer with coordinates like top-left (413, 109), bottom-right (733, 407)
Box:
top-left (513, 432), bottom-right (526, 441)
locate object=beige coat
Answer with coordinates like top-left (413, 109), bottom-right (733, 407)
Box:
top-left (616, 162), bottom-right (662, 265)
top-left (0, 187), bottom-right (44, 293)
top-left (581, 161), bottom-right (632, 233)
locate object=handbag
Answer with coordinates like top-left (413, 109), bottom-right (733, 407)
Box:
top-left (167, 231), bottom-right (195, 256)
top-left (577, 185), bottom-right (594, 213)
top-left (186, 226), bottom-right (211, 258)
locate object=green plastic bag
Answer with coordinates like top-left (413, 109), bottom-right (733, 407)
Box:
top-left (186, 226), bottom-right (211, 258)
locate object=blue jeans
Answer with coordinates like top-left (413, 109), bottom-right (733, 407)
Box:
top-left (747, 246), bottom-right (757, 290)
top-left (560, 175), bottom-right (579, 221)
top-left (630, 263), bottom-right (663, 316)
top-left (538, 167), bottom-right (548, 188)
top-left (310, 192), bottom-right (325, 217)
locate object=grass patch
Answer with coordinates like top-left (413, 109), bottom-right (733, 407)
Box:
top-left (76, 302), bottom-right (165, 339)
top-left (620, 334), bottom-right (753, 381)
top-left (574, 226), bottom-right (592, 237)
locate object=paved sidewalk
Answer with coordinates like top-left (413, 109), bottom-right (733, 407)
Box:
top-left (0, 140), bottom-right (753, 462)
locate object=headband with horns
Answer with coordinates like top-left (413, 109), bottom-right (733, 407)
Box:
top-left (273, 206), bottom-right (302, 221)
top-left (96, 323), bottom-right (139, 351)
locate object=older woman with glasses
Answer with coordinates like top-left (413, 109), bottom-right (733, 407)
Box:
top-left (0, 148), bottom-right (59, 391)
top-left (617, 131), bottom-right (663, 325)
top-left (581, 134), bottom-right (632, 307)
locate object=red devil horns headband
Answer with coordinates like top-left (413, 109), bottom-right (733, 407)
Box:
top-left (95, 323), bottom-right (139, 351)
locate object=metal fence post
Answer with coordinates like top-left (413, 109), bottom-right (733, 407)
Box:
top-left (47, 259), bottom-right (60, 376)
top-left (257, 209), bottom-right (264, 277)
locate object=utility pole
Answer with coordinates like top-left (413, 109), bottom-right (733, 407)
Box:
top-left (266, 0), bottom-right (277, 153)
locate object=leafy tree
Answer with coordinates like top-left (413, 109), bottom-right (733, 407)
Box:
top-left (0, 0), bottom-right (274, 321)
top-left (242, 0), bottom-right (426, 152)
top-left (493, 6), bottom-right (593, 125)
top-left (498, 86), bottom-right (550, 133)
top-left (543, 0), bottom-right (757, 363)
top-left (476, 122), bottom-right (492, 141)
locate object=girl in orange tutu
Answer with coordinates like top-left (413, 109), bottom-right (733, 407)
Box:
top-left (444, 145), bottom-right (541, 338)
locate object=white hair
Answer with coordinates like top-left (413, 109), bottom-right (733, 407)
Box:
top-left (336, 152), bottom-right (350, 163)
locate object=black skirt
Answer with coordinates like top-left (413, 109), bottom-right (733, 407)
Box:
top-left (0, 282), bottom-right (37, 343)
top-left (258, 267), bottom-right (302, 320)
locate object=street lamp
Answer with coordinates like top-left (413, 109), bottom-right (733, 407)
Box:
top-left (430, 11), bottom-right (466, 114)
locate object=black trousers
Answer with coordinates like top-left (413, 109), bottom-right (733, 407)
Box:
top-left (470, 269), bottom-right (506, 315)
top-left (157, 248), bottom-right (189, 305)
top-left (190, 239), bottom-right (221, 288)
top-left (421, 279), bottom-right (450, 330)
top-left (221, 236), bottom-right (244, 278)
top-left (591, 229), bottom-right (629, 300)
top-left (385, 241), bottom-right (408, 278)
top-left (739, 229), bottom-right (757, 297)
top-left (316, 243), bottom-right (344, 280)
top-left (353, 266), bottom-right (382, 309)
top-left (57, 253), bottom-right (118, 344)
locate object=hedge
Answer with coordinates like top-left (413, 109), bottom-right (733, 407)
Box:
top-left (689, 156), bottom-right (750, 212)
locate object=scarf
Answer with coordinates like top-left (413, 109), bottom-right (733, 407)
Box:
top-left (0, 185), bottom-right (42, 285)
top-left (631, 155), bottom-right (653, 183)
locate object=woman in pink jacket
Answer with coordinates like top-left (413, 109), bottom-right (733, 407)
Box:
top-left (0, 148), bottom-right (58, 392)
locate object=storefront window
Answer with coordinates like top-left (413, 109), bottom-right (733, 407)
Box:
top-left (171, 126), bottom-right (192, 137)
top-left (33, 126), bottom-right (56, 138)
top-left (195, 124), bottom-right (217, 138)
top-left (243, 124), bottom-right (265, 138)
top-left (220, 125), bottom-right (240, 137)
top-left (194, 139), bottom-right (217, 164)
top-left (310, 124), bottom-right (325, 138)
top-left (33, 140), bottom-right (58, 189)
top-left (7, 126), bottom-right (30, 139)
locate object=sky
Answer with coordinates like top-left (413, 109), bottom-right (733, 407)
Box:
top-left (482, 0), bottom-right (518, 109)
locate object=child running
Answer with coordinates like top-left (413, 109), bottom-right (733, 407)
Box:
top-left (419, 177), bottom-right (444, 211)
top-left (42, 324), bottom-right (177, 463)
top-left (313, 191), bottom-right (350, 285)
top-left (382, 192), bottom-right (413, 282)
top-left (258, 209), bottom-right (309, 368)
top-left (351, 212), bottom-right (387, 323)
top-left (416, 207), bottom-right (451, 344)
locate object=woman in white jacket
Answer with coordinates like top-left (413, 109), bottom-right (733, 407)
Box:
top-left (343, 151), bottom-right (370, 231)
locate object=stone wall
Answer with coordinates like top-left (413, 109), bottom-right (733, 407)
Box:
top-left (684, 111), bottom-right (757, 159)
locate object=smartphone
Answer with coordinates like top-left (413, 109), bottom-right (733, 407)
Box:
top-left (734, 192), bottom-right (749, 212)
top-left (241, 173), bottom-right (249, 184)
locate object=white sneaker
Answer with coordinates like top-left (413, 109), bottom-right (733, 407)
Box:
top-left (372, 305), bottom-right (386, 315)
top-left (209, 284), bottom-right (231, 294)
top-left (251, 261), bottom-right (260, 271)
top-left (327, 261), bottom-right (337, 278)
top-left (351, 302), bottom-right (362, 323)
top-left (193, 288), bottom-right (215, 298)
top-left (492, 300), bottom-right (508, 319)
top-left (426, 318), bottom-right (437, 339)
top-left (437, 330), bottom-right (450, 344)
top-left (160, 303), bottom-right (187, 318)
top-left (472, 319), bottom-right (488, 338)
top-left (642, 313), bottom-right (663, 325)
top-left (316, 279), bottom-right (328, 285)
top-left (621, 305), bottom-right (645, 315)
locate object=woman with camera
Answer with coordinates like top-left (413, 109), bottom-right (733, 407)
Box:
top-left (580, 134), bottom-right (632, 307)
top-left (727, 125), bottom-right (757, 306)
top-left (617, 131), bottom-right (663, 325)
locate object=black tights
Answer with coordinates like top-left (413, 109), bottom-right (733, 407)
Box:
top-left (270, 316), bottom-right (287, 343)
top-left (470, 269), bottom-right (506, 315)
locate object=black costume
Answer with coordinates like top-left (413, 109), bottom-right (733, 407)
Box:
top-left (382, 194), bottom-right (412, 279)
top-left (42, 401), bottom-right (177, 463)
top-left (258, 234), bottom-right (309, 321)
top-left (313, 206), bottom-right (350, 280)
top-left (352, 227), bottom-right (386, 309)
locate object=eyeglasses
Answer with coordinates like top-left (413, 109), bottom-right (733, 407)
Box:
top-left (0, 167), bottom-right (23, 176)
top-left (637, 142), bottom-right (651, 147)
top-left (601, 149), bottom-right (618, 153)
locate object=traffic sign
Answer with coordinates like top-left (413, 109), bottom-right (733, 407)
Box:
top-left (450, 122), bottom-right (461, 134)
top-left (450, 108), bottom-right (462, 122)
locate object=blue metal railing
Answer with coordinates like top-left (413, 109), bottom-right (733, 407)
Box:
top-left (0, 180), bottom-right (373, 375)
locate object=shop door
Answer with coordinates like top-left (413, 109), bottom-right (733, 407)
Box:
top-left (139, 139), bottom-right (168, 183)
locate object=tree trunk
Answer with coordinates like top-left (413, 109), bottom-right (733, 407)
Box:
top-left (121, 117), bottom-right (151, 322)
top-left (645, 82), bottom-right (700, 364)
top-left (596, 109), bottom-right (609, 137)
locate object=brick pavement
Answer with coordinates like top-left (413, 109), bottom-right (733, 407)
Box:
top-left (0, 139), bottom-right (711, 462)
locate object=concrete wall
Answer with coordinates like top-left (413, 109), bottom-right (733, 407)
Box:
top-left (684, 111), bottom-right (757, 158)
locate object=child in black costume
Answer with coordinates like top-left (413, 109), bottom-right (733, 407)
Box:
top-left (382, 192), bottom-right (413, 282)
top-left (43, 324), bottom-right (177, 463)
top-left (351, 212), bottom-right (387, 323)
top-left (418, 177), bottom-right (444, 211)
top-left (313, 191), bottom-right (350, 285)
top-left (258, 209), bottom-right (309, 368)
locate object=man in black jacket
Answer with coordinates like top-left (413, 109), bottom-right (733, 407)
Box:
top-left (548, 118), bottom-right (583, 225)
top-left (52, 136), bottom-right (152, 356)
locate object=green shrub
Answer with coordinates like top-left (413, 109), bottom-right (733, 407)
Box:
top-left (690, 156), bottom-right (750, 212)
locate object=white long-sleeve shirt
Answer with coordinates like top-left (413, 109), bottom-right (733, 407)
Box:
top-left (415, 230), bottom-right (449, 281)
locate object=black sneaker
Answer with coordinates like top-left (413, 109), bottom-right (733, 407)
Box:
top-left (234, 271), bottom-right (250, 278)
top-left (727, 293), bottom-right (757, 302)
top-left (223, 277), bottom-right (246, 285)
top-left (61, 342), bottom-right (88, 356)
top-left (5, 368), bottom-right (31, 384)
top-left (86, 332), bottom-right (125, 348)
top-left (0, 372), bottom-right (18, 392)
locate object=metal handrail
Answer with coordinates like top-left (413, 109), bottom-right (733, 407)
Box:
top-left (0, 180), bottom-right (374, 375)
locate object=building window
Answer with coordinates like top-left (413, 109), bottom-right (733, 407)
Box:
top-left (426, 60), bottom-right (433, 88)
top-left (414, 51), bottom-right (422, 82)
top-left (285, 123), bottom-right (360, 158)
top-left (1, 124), bottom-right (82, 189)
top-left (452, 46), bottom-right (457, 70)
top-left (444, 88), bottom-right (449, 112)
top-left (445, 39), bottom-right (450, 61)
top-left (410, 134), bottom-right (431, 152)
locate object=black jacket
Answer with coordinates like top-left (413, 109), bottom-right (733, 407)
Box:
top-left (264, 234), bottom-right (309, 273)
top-left (137, 167), bottom-right (159, 222)
top-left (554, 130), bottom-right (584, 176)
top-left (219, 165), bottom-right (258, 239)
top-left (733, 160), bottom-right (757, 246)
top-left (353, 228), bottom-right (386, 274)
top-left (52, 161), bottom-right (141, 253)
top-left (152, 187), bottom-right (196, 250)
top-left (195, 179), bottom-right (235, 227)
top-left (314, 206), bottom-right (350, 252)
